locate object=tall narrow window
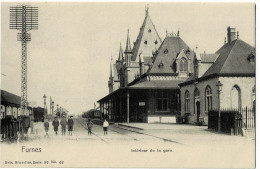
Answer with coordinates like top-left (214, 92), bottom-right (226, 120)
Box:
top-left (185, 90), bottom-right (190, 113)
top-left (180, 58), bottom-right (188, 72)
top-left (231, 85), bottom-right (241, 109)
top-left (157, 90), bottom-right (168, 111)
top-left (194, 88), bottom-right (200, 98)
top-left (205, 86), bottom-right (212, 112)
top-left (194, 88), bottom-right (200, 114)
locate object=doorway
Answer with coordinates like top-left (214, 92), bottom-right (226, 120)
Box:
top-left (196, 101), bottom-right (200, 125)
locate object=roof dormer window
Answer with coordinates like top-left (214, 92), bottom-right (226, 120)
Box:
top-left (144, 40), bottom-right (147, 45)
top-left (185, 49), bottom-right (190, 54)
top-left (247, 52), bottom-right (255, 63)
top-left (154, 40), bottom-right (158, 45)
top-left (158, 60), bottom-right (164, 69)
top-left (148, 29), bottom-right (151, 32)
top-left (164, 48), bottom-right (168, 54)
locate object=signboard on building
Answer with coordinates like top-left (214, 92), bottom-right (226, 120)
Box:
top-left (139, 102), bottom-right (145, 106)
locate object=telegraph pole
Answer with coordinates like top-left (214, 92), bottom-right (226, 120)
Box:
top-left (9, 5), bottom-right (38, 116)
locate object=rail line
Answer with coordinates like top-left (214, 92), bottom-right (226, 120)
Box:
top-left (113, 125), bottom-right (182, 144)
top-left (76, 118), bottom-right (109, 144)
top-left (78, 118), bottom-right (181, 145)
top-left (78, 118), bottom-right (142, 143)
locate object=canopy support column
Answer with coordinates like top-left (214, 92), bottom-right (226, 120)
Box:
top-left (127, 90), bottom-right (130, 124)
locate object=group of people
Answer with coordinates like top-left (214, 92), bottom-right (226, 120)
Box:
top-left (44, 116), bottom-right (74, 136)
top-left (43, 117), bottom-right (109, 136)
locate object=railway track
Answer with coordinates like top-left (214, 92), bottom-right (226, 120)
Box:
top-left (76, 118), bottom-right (109, 144)
top-left (76, 118), bottom-right (142, 144)
top-left (77, 118), bottom-right (181, 145)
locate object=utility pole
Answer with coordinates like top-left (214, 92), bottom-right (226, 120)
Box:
top-left (9, 5), bottom-right (38, 116)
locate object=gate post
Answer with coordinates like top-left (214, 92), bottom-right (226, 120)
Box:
top-left (245, 106), bottom-right (247, 129)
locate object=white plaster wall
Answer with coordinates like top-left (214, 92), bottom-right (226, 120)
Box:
top-left (180, 76), bottom-right (255, 125)
top-left (180, 77), bottom-right (219, 124)
top-left (148, 115), bottom-right (176, 123)
top-left (219, 77), bottom-right (255, 108)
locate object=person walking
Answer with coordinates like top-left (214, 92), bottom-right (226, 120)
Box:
top-left (52, 117), bottom-right (59, 135)
top-left (44, 119), bottom-right (49, 136)
top-left (68, 116), bottom-right (74, 136)
top-left (103, 119), bottom-right (109, 135)
top-left (87, 119), bottom-right (93, 136)
top-left (60, 116), bottom-right (67, 136)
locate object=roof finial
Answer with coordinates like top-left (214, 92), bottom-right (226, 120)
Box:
top-left (118, 42), bottom-right (123, 61)
top-left (145, 4), bottom-right (149, 16)
top-left (224, 37), bottom-right (226, 44)
top-left (195, 46), bottom-right (198, 51)
top-left (125, 29), bottom-right (132, 53)
top-left (237, 31), bottom-right (239, 39)
top-left (110, 55), bottom-right (113, 77)
top-left (177, 29), bottom-right (180, 37)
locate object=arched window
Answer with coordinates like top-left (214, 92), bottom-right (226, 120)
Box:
top-left (194, 88), bottom-right (200, 115)
top-left (180, 58), bottom-right (188, 72)
top-left (205, 86), bottom-right (212, 112)
top-left (185, 90), bottom-right (190, 113)
top-left (231, 85), bottom-right (241, 109)
top-left (194, 88), bottom-right (200, 98)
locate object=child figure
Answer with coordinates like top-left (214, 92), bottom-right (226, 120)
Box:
top-left (44, 119), bottom-right (49, 136)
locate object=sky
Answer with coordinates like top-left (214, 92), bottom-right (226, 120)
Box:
top-left (1, 2), bottom-right (255, 115)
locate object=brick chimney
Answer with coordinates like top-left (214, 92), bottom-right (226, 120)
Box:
top-left (227, 26), bottom-right (236, 43)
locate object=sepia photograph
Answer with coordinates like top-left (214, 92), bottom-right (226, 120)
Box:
top-left (0, 1), bottom-right (256, 168)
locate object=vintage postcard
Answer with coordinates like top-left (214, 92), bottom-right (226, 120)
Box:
top-left (0, 2), bottom-right (256, 168)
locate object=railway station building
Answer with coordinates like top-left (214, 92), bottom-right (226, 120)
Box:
top-left (178, 27), bottom-right (255, 125)
top-left (98, 8), bottom-right (196, 123)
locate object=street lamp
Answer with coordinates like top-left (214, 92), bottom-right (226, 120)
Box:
top-left (216, 80), bottom-right (223, 132)
top-left (52, 101), bottom-right (54, 115)
top-left (60, 107), bottom-right (62, 117)
top-left (56, 104), bottom-right (59, 117)
top-left (43, 94), bottom-right (47, 119)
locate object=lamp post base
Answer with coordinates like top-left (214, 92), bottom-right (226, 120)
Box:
top-left (218, 119), bottom-right (221, 132)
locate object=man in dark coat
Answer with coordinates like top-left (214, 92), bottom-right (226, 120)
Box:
top-left (52, 117), bottom-right (59, 135)
top-left (60, 116), bottom-right (67, 136)
top-left (68, 116), bottom-right (74, 136)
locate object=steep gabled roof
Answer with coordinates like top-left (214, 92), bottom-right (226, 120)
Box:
top-left (148, 36), bottom-right (195, 74)
top-left (202, 39), bottom-right (255, 77)
top-left (131, 10), bottom-right (161, 61)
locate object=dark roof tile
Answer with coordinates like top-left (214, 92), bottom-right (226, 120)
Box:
top-left (202, 39), bottom-right (255, 77)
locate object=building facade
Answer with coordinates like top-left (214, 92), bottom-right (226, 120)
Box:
top-left (108, 7), bottom-right (162, 94)
top-left (99, 8), bottom-right (196, 123)
top-left (179, 27), bottom-right (255, 125)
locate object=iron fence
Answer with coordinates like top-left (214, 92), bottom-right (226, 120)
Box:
top-left (208, 107), bottom-right (255, 135)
